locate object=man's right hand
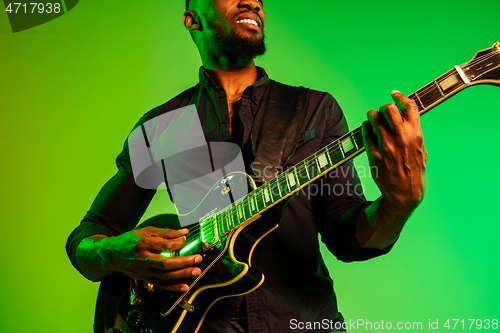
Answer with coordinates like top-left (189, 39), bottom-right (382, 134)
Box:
top-left (76, 227), bottom-right (203, 292)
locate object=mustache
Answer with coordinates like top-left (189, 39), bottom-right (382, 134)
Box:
top-left (232, 9), bottom-right (263, 23)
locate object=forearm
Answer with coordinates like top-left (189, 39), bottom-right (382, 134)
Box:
top-left (357, 91), bottom-right (427, 250)
top-left (355, 196), bottom-right (414, 250)
top-left (75, 234), bottom-right (115, 282)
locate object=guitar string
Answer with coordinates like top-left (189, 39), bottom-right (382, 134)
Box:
top-left (403, 50), bottom-right (498, 98)
top-left (462, 49), bottom-right (499, 68)
top-left (187, 126), bottom-right (387, 242)
top-left (178, 48), bottom-right (500, 249)
top-left (184, 142), bottom-right (350, 241)
top-left (188, 129), bottom-right (366, 243)
top-left (183, 176), bottom-right (286, 242)
top-left (193, 192), bottom-right (258, 239)
top-left (184, 152), bottom-right (330, 243)
top-left (385, 50), bottom-right (491, 107)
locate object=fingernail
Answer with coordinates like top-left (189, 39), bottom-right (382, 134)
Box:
top-left (194, 255), bottom-right (203, 264)
top-left (391, 90), bottom-right (400, 95)
top-left (192, 268), bottom-right (201, 277)
top-left (181, 286), bottom-right (189, 292)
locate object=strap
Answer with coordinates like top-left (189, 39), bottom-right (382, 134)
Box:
top-left (251, 80), bottom-right (310, 182)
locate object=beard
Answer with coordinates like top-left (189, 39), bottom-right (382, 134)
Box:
top-left (208, 20), bottom-right (266, 58)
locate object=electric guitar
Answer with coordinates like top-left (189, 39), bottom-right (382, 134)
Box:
top-left (98, 42), bottom-right (500, 333)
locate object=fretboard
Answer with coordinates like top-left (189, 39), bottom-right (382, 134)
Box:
top-left (209, 65), bottom-right (471, 238)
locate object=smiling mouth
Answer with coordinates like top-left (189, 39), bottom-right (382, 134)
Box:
top-left (236, 19), bottom-right (259, 27)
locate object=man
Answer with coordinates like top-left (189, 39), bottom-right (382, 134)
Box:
top-left (66, 0), bottom-right (427, 332)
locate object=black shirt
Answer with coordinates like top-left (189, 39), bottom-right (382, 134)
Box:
top-left (66, 67), bottom-right (393, 333)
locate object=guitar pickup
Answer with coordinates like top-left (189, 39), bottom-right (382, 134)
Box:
top-left (178, 300), bottom-right (195, 312)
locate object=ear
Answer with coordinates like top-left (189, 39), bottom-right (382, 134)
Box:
top-left (183, 10), bottom-right (202, 31)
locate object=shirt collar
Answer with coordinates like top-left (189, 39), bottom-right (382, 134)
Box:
top-left (198, 66), bottom-right (270, 98)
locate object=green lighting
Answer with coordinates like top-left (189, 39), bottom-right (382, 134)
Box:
top-left (160, 239), bottom-right (201, 257)
top-left (180, 239), bottom-right (201, 255)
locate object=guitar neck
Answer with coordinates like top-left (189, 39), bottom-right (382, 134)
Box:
top-left (209, 65), bottom-right (473, 238)
top-left (409, 65), bottom-right (470, 115)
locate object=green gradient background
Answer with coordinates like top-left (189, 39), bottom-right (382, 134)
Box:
top-left (1, 1), bottom-right (499, 332)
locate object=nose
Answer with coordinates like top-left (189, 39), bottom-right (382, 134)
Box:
top-left (238, 0), bottom-right (262, 12)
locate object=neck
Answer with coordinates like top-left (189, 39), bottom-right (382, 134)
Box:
top-left (202, 53), bottom-right (258, 99)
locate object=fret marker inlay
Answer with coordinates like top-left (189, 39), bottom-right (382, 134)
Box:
top-left (341, 137), bottom-right (355, 153)
top-left (263, 187), bottom-right (271, 203)
top-left (439, 75), bottom-right (459, 91)
top-left (318, 153), bottom-right (328, 168)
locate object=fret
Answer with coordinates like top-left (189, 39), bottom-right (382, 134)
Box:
top-left (256, 188), bottom-right (267, 210)
top-left (237, 200), bottom-right (247, 222)
top-left (226, 209), bottom-right (232, 232)
top-left (306, 157), bottom-right (319, 179)
top-left (293, 167), bottom-right (301, 187)
top-left (411, 92), bottom-right (425, 111)
top-left (222, 210), bottom-right (228, 233)
top-left (263, 185), bottom-right (273, 204)
top-left (217, 213), bottom-right (223, 236)
top-left (278, 175), bottom-right (289, 196)
top-left (285, 170), bottom-right (292, 192)
top-left (241, 200), bottom-right (247, 220)
top-left (249, 193), bottom-right (258, 214)
top-left (239, 199), bottom-right (245, 221)
top-left (243, 197), bottom-right (251, 220)
top-left (328, 144), bottom-right (344, 166)
top-left (296, 161), bottom-right (309, 185)
top-left (416, 83), bottom-right (442, 109)
top-left (303, 162), bottom-right (311, 180)
top-left (235, 203), bottom-right (240, 222)
top-left (351, 132), bottom-right (359, 150)
top-left (353, 129), bottom-right (364, 150)
top-left (270, 179), bottom-right (281, 201)
top-left (234, 203), bottom-right (240, 227)
top-left (338, 140), bottom-right (345, 159)
top-left (226, 206), bottom-right (232, 231)
top-left (276, 178), bottom-right (282, 197)
top-left (226, 209), bottom-right (231, 231)
top-left (215, 215), bottom-right (220, 236)
top-left (225, 208), bottom-right (231, 230)
top-left (254, 193), bottom-right (260, 212)
top-left (313, 154), bottom-right (321, 171)
top-left (230, 206), bottom-right (237, 228)
top-left (433, 80), bottom-right (445, 97)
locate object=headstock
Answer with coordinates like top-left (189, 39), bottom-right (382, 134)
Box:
top-left (461, 42), bottom-right (500, 87)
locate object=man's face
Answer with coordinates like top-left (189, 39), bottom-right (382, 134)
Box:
top-left (197, 0), bottom-right (266, 57)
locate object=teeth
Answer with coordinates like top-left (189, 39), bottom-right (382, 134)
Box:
top-left (236, 19), bottom-right (258, 27)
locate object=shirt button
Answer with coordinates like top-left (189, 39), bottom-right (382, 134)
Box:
top-left (222, 119), bottom-right (229, 124)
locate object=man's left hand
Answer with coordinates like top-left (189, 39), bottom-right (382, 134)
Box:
top-left (362, 90), bottom-right (428, 214)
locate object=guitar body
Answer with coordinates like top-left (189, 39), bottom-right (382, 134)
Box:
top-left (96, 172), bottom-right (287, 333)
